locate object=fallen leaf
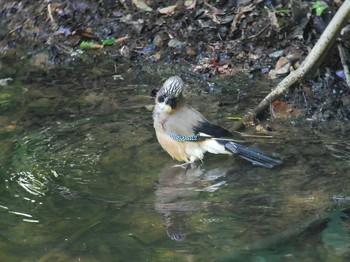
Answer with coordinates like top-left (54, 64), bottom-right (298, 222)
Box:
top-left (150, 51), bottom-right (161, 62)
top-left (185, 0), bottom-right (196, 9)
top-left (158, 5), bottom-right (177, 15)
top-left (168, 38), bottom-right (185, 47)
top-left (255, 124), bottom-right (267, 132)
top-left (275, 56), bottom-right (291, 75)
top-left (132, 0), bottom-right (153, 12)
top-left (80, 41), bottom-right (103, 49)
top-left (210, 59), bottom-right (220, 67)
top-left (269, 50), bottom-right (284, 58)
top-left (268, 69), bottom-right (278, 79)
top-left (271, 101), bottom-right (302, 119)
top-left (186, 46), bottom-right (196, 56)
top-left (302, 85), bottom-right (314, 98)
top-left (102, 38), bottom-right (116, 46)
top-left (115, 35), bottom-right (129, 44)
top-left (55, 26), bottom-right (71, 36)
top-left (230, 4), bottom-right (254, 34)
top-left (267, 11), bottom-right (280, 31)
top-left (249, 53), bottom-right (260, 60)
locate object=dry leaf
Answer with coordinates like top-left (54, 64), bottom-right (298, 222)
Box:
top-left (132, 0), bottom-right (153, 12)
top-left (185, 0), bottom-right (196, 9)
top-left (150, 51), bottom-right (161, 62)
top-left (268, 69), bottom-right (277, 79)
top-left (168, 38), bottom-right (184, 47)
top-left (275, 56), bottom-right (291, 75)
top-left (230, 4), bottom-right (254, 34)
top-left (267, 11), bottom-right (280, 31)
top-left (255, 124), bottom-right (268, 133)
top-left (158, 5), bottom-right (177, 14)
top-left (271, 101), bottom-right (302, 119)
top-left (186, 46), bottom-right (197, 56)
top-left (249, 53), bottom-right (260, 60)
top-left (115, 35), bottom-right (129, 44)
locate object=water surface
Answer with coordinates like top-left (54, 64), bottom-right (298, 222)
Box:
top-left (1, 67), bottom-right (350, 261)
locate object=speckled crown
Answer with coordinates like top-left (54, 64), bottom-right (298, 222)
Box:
top-left (161, 76), bottom-right (183, 97)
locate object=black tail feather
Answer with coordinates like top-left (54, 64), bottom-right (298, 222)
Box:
top-left (223, 141), bottom-right (282, 168)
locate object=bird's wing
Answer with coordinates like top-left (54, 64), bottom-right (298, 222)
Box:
top-left (193, 120), bottom-right (233, 139)
top-left (162, 106), bottom-right (204, 139)
top-left (162, 105), bottom-right (234, 142)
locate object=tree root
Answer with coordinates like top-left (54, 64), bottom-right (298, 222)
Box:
top-left (233, 0), bottom-right (350, 131)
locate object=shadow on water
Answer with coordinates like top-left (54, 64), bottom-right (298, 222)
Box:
top-left (1, 66), bottom-right (350, 261)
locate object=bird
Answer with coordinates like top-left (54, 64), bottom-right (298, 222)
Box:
top-left (153, 76), bottom-right (282, 168)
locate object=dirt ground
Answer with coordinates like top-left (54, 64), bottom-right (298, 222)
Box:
top-left (1, 0), bottom-right (349, 122)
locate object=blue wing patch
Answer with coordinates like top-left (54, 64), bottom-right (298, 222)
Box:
top-left (168, 133), bottom-right (200, 142)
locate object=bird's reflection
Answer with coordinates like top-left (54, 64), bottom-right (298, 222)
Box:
top-left (155, 163), bottom-right (231, 241)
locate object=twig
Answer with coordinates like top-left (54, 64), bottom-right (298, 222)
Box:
top-left (337, 43), bottom-right (350, 88)
top-left (233, 0), bottom-right (350, 130)
top-left (47, 4), bottom-right (58, 29)
top-left (247, 24), bottom-right (270, 39)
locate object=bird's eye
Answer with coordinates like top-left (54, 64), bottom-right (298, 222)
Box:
top-left (157, 95), bottom-right (165, 103)
top-left (169, 98), bottom-right (177, 109)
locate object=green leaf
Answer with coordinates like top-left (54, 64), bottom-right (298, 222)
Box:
top-left (79, 41), bottom-right (103, 49)
top-left (226, 116), bottom-right (242, 120)
top-left (102, 38), bottom-right (116, 46)
top-left (311, 1), bottom-right (328, 16)
top-left (263, 6), bottom-right (272, 12)
top-left (80, 41), bottom-right (94, 49)
top-left (263, 6), bottom-right (290, 13)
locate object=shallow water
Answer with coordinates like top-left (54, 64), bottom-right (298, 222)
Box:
top-left (1, 66), bottom-right (350, 262)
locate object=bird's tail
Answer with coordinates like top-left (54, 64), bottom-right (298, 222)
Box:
top-left (222, 141), bottom-right (282, 168)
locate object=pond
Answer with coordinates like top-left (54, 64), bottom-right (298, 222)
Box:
top-left (1, 64), bottom-right (350, 262)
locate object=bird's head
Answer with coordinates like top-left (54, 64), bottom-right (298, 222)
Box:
top-left (156, 76), bottom-right (184, 113)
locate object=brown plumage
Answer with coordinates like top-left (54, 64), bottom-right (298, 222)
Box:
top-left (153, 76), bottom-right (282, 168)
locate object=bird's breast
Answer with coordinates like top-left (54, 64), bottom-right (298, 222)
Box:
top-left (155, 130), bottom-right (204, 163)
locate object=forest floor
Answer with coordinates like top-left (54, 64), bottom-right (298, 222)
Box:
top-left (1, 0), bottom-right (349, 123)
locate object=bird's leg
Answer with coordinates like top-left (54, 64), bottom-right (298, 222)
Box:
top-left (172, 162), bottom-right (189, 168)
top-left (172, 157), bottom-right (199, 168)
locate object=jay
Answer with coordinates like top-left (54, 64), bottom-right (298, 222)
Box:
top-left (153, 76), bottom-right (282, 168)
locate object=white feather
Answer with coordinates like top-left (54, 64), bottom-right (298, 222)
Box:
top-left (185, 143), bottom-right (204, 163)
top-left (201, 139), bottom-right (230, 155)
top-left (199, 132), bottom-right (212, 137)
